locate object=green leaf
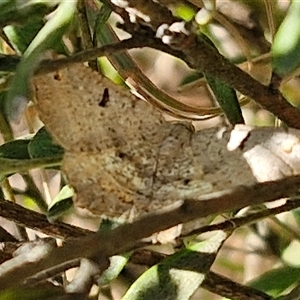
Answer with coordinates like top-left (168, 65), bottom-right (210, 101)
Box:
top-left (5, 1), bottom-right (77, 121)
top-left (47, 185), bottom-right (74, 222)
top-left (0, 139), bottom-right (30, 159)
top-left (249, 266), bottom-right (300, 297)
top-left (28, 127), bottom-right (64, 159)
top-left (200, 35), bottom-right (244, 125)
top-left (174, 4), bottom-right (195, 22)
top-left (272, 0), bottom-right (300, 76)
top-left (0, 1), bottom-right (59, 27)
top-left (4, 20), bottom-right (46, 55)
top-left (205, 74), bottom-right (244, 125)
top-left (99, 253), bottom-right (131, 286)
top-left (292, 207), bottom-right (300, 228)
top-left (122, 231), bottom-right (228, 300)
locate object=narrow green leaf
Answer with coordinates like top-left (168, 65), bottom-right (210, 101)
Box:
top-left (272, 0), bottom-right (300, 76)
top-left (200, 34), bottom-right (244, 125)
top-left (122, 231), bottom-right (228, 300)
top-left (205, 73), bottom-right (244, 125)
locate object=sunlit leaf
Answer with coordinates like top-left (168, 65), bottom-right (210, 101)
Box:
top-left (47, 185), bottom-right (73, 222)
top-left (122, 231), bottom-right (228, 300)
top-left (4, 20), bottom-right (45, 55)
top-left (272, 0), bottom-right (300, 76)
top-left (98, 253), bottom-right (131, 286)
top-left (249, 266), bottom-right (300, 297)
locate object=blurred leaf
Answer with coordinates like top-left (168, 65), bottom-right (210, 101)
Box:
top-left (4, 20), bottom-right (45, 55)
top-left (0, 139), bottom-right (30, 159)
top-left (175, 4), bottom-right (196, 22)
top-left (99, 253), bottom-right (131, 286)
top-left (28, 127), bottom-right (64, 159)
top-left (272, 0), bottom-right (300, 76)
top-left (0, 286), bottom-right (66, 300)
top-left (98, 218), bottom-right (124, 232)
top-left (0, 55), bottom-right (20, 73)
top-left (0, 92), bottom-right (13, 141)
top-left (0, 0), bottom-right (59, 27)
top-left (122, 231), bottom-right (228, 300)
top-left (292, 207), bottom-right (300, 228)
top-left (5, 1), bottom-right (77, 121)
top-left (4, 21), bottom-right (68, 56)
top-left (249, 266), bottom-right (300, 297)
top-left (47, 185), bottom-right (73, 222)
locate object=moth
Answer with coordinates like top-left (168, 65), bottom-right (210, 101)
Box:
top-left (33, 64), bottom-right (300, 218)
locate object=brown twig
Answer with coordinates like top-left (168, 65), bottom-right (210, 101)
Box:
top-left (0, 199), bottom-right (92, 239)
top-left (36, 37), bottom-right (148, 75)
top-left (202, 271), bottom-right (272, 300)
top-left (181, 197), bottom-right (300, 237)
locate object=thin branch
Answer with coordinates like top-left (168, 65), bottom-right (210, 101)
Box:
top-left (0, 37), bottom-right (147, 75)
top-left (182, 197), bottom-right (300, 237)
top-left (36, 37), bottom-right (148, 75)
top-left (202, 271), bottom-right (272, 300)
top-left (0, 199), bottom-right (91, 239)
top-left (24, 258), bottom-right (80, 286)
top-left (1, 176), bottom-right (300, 289)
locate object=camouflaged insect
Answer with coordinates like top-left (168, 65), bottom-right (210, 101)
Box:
top-left (33, 64), bottom-right (300, 217)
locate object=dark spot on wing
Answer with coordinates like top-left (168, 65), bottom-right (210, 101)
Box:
top-left (53, 73), bottom-right (62, 81)
top-left (99, 88), bottom-right (109, 107)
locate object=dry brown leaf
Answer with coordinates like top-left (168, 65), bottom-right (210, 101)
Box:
top-left (33, 64), bottom-right (300, 217)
